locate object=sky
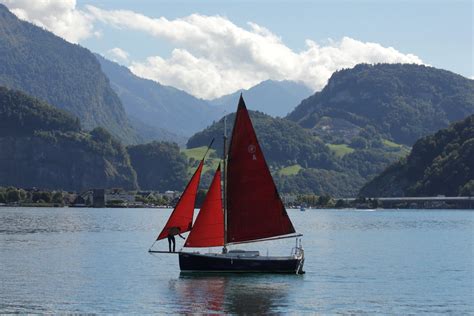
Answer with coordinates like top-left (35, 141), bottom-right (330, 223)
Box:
top-left (1, 0), bottom-right (472, 99)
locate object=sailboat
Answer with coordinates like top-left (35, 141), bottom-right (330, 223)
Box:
top-left (149, 95), bottom-right (305, 274)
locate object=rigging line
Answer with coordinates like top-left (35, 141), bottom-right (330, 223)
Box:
top-left (148, 239), bottom-right (158, 252)
top-left (202, 138), bottom-right (215, 161)
top-left (227, 233), bottom-right (303, 246)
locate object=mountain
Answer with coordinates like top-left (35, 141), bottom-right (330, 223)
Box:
top-left (186, 110), bottom-right (396, 197)
top-left (128, 115), bottom-right (187, 146)
top-left (187, 107), bottom-right (415, 197)
top-left (209, 80), bottom-right (312, 117)
top-left (360, 115), bottom-right (474, 197)
top-left (0, 4), bottom-right (137, 144)
top-left (128, 142), bottom-right (189, 191)
top-left (274, 168), bottom-right (366, 197)
top-left (96, 54), bottom-right (223, 139)
top-left (0, 87), bottom-right (138, 191)
top-left (187, 110), bottom-right (337, 170)
top-left (287, 63), bottom-right (474, 146)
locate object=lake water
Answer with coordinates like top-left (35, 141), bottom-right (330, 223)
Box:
top-left (0, 207), bottom-right (473, 314)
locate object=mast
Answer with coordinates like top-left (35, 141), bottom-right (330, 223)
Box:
top-left (223, 114), bottom-right (228, 252)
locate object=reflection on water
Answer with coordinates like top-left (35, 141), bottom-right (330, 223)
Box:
top-left (172, 274), bottom-right (294, 314)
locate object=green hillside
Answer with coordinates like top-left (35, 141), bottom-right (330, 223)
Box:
top-left (278, 164), bottom-right (302, 176)
top-left (182, 146), bottom-right (220, 174)
top-left (128, 142), bottom-right (189, 192)
top-left (0, 87), bottom-right (138, 191)
top-left (288, 63), bottom-right (474, 146)
top-left (0, 87), bottom-right (80, 136)
top-left (187, 110), bottom-right (336, 170)
top-left (186, 110), bottom-right (409, 196)
top-left (187, 63), bottom-right (474, 197)
top-left (0, 4), bottom-right (137, 144)
top-left (327, 144), bottom-right (354, 157)
top-left (360, 115), bottom-right (474, 197)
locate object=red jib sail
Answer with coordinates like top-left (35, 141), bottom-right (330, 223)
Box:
top-left (184, 165), bottom-right (224, 247)
top-left (226, 96), bottom-right (295, 243)
top-left (156, 160), bottom-right (204, 240)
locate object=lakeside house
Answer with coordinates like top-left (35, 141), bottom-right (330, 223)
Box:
top-left (72, 188), bottom-right (183, 208)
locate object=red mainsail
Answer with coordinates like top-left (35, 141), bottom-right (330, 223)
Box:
top-left (156, 161), bottom-right (204, 240)
top-left (184, 165), bottom-right (224, 247)
top-left (226, 96), bottom-right (295, 243)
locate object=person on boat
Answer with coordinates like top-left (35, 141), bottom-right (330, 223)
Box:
top-left (167, 226), bottom-right (185, 252)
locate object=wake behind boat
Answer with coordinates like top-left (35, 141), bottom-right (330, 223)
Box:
top-left (149, 95), bottom-right (305, 274)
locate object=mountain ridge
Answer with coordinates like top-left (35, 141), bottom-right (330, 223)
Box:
top-left (287, 63), bottom-right (474, 146)
top-left (0, 4), bottom-right (137, 144)
top-left (96, 54), bottom-right (224, 140)
top-left (209, 79), bottom-right (313, 117)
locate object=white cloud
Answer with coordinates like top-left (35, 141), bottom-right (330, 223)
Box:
top-left (1, 2), bottom-right (424, 98)
top-left (86, 6), bottom-right (423, 99)
top-left (106, 47), bottom-right (130, 64)
top-left (1, 0), bottom-right (94, 43)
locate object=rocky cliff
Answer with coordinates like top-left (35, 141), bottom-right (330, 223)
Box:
top-left (0, 87), bottom-right (138, 191)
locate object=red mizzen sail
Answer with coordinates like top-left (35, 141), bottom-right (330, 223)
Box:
top-left (226, 96), bottom-right (295, 243)
top-left (156, 160), bottom-right (204, 240)
top-left (184, 165), bottom-right (224, 247)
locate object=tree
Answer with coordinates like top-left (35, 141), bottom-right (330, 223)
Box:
top-left (318, 194), bottom-right (331, 206)
top-left (18, 189), bottom-right (26, 201)
top-left (335, 199), bottom-right (347, 208)
top-left (0, 191), bottom-right (6, 203)
top-left (90, 127), bottom-right (113, 143)
top-left (350, 137), bottom-right (368, 149)
top-left (128, 142), bottom-right (188, 191)
top-left (52, 192), bottom-right (64, 204)
top-left (41, 192), bottom-right (52, 203)
top-left (33, 191), bottom-right (52, 203)
top-left (6, 188), bottom-right (20, 203)
top-left (460, 180), bottom-right (474, 196)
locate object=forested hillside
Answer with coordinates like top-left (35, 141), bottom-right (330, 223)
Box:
top-left (288, 64), bottom-right (474, 145)
top-left (0, 87), bottom-right (80, 136)
top-left (187, 110), bottom-right (407, 196)
top-left (0, 87), bottom-right (138, 191)
top-left (187, 110), bottom-right (336, 169)
top-left (188, 64), bottom-right (474, 196)
top-left (128, 142), bottom-right (189, 191)
top-left (360, 115), bottom-right (474, 197)
top-left (0, 4), bottom-right (137, 144)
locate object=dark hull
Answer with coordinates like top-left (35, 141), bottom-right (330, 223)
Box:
top-left (179, 252), bottom-right (305, 274)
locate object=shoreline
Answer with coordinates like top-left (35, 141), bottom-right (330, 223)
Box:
top-left (1, 204), bottom-right (472, 210)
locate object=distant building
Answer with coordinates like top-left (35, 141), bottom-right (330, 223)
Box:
top-left (281, 194), bottom-right (297, 205)
top-left (164, 190), bottom-right (179, 200)
top-left (136, 191), bottom-right (154, 200)
top-left (105, 189), bottom-right (135, 205)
